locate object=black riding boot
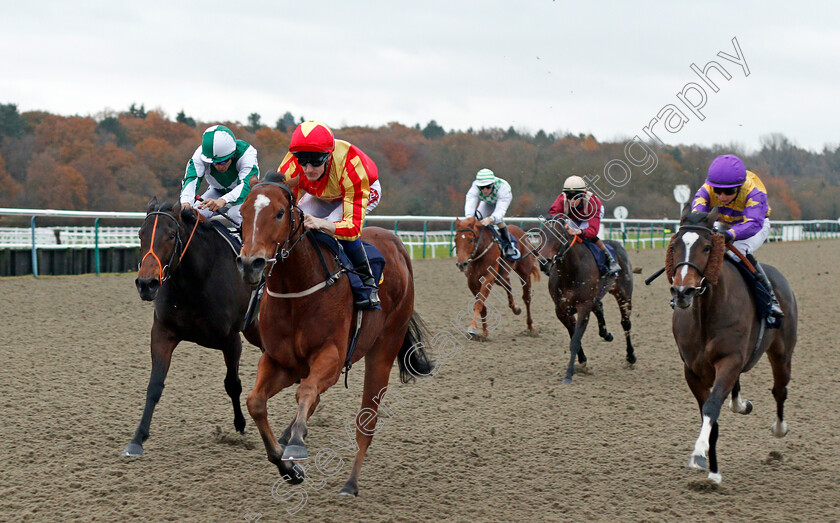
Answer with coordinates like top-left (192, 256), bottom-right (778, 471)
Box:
top-left (747, 254), bottom-right (784, 318)
top-left (345, 245), bottom-right (380, 309)
top-left (604, 249), bottom-right (621, 274)
top-left (497, 226), bottom-right (519, 260)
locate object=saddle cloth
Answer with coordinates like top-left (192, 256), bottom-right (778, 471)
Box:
top-left (581, 238), bottom-right (617, 276)
top-left (309, 231), bottom-right (386, 310)
top-left (727, 258), bottom-right (781, 329)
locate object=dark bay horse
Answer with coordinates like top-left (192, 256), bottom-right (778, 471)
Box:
top-left (124, 197), bottom-right (261, 457)
top-left (538, 218), bottom-right (635, 383)
top-left (236, 176), bottom-right (433, 497)
top-left (668, 209), bottom-right (797, 484)
top-left (453, 217), bottom-right (539, 339)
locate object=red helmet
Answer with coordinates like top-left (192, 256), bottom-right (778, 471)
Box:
top-left (289, 121), bottom-right (335, 153)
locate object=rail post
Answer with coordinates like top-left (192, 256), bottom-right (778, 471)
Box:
top-left (30, 216), bottom-right (38, 278)
top-left (94, 217), bottom-right (101, 275)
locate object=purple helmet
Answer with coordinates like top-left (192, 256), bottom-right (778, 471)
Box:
top-left (706, 154), bottom-right (747, 188)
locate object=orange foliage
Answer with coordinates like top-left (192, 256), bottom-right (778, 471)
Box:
top-left (120, 111), bottom-right (198, 146)
top-left (582, 135), bottom-right (599, 152)
top-left (763, 174), bottom-right (802, 220)
top-left (26, 153), bottom-right (88, 209)
top-left (381, 140), bottom-right (412, 172)
top-left (34, 116), bottom-right (97, 163)
top-left (0, 153), bottom-right (21, 201)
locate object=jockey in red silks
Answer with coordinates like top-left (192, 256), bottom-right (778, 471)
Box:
top-left (691, 154), bottom-right (782, 318)
top-left (277, 121), bottom-right (382, 309)
top-left (548, 175), bottom-right (620, 275)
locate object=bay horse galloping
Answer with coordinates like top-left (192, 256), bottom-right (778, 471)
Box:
top-left (538, 218), bottom-right (635, 383)
top-left (125, 197), bottom-right (261, 457)
top-left (236, 175), bottom-right (433, 497)
top-left (453, 217), bottom-right (539, 339)
top-left (668, 209), bottom-right (797, 484)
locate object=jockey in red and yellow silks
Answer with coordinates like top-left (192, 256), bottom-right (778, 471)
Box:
top-left (277, 121), bottom-right (382, 309)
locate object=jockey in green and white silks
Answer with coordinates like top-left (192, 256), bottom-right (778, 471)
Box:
top-left (464, 168), bottom-right (519, 260)
top-left (180, 125), bottom-right (260, 226)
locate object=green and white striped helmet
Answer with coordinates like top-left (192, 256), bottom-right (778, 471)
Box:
top-left (200, 125), bottom-right (237, 163)
top-left (475, 168), bottom-right (496, 187)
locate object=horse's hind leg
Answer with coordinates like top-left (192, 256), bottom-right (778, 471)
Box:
top-left (593, 300), bottom-right (613, 342)
top-left (221, 334), bottom-right (246, 433)
top-left (340, 340), bottom-right (398, 497)
top-left (611, 286), bottom-right (635, 365)
top-left (122, 321), bottom-right (178, 457)
top-left (246, 353), bottom-right (301, 481)
top-left (519, 267), bottom-right (536, 334)
top-left (767, 341), bottom-right (792, 437)
top-left (728, 378), bottom-right (753, 415)
top-left (283, 347), bottom-right (342, 462)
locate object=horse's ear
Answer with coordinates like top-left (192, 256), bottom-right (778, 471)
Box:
top-left (705, 207), bottom-right (719, 227)
top-left (147, 196), bottom-right (158, 213)
top-left (172, 201), bottom-right (182, 216)
top-left (680, 204), bottom-right (691, 224)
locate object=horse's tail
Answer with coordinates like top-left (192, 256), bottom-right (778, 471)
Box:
top-left (397, 312), bottom-right (435, 384)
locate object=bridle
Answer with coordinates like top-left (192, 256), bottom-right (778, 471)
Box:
top-left (139, 209), bottom-right (200, 283)
top-left (671, 224), bottom-right (719, 295)
top-left (545, 219), bottom-right (582, 264)
top-left (456, 226), bottom-right (493, 264)
top-left (254, 181), bottom-right (306, 272)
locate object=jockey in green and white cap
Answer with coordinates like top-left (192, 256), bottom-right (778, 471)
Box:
top-left (180, 125), bottom-right (260, 226)
top-left (464, 168), bottom-right (519, 260)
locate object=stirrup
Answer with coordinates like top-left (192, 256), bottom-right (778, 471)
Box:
top-left (355, 288), bottom-right (380, 310)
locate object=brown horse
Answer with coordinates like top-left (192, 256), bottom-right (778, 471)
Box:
top-left (125, 197), bottom-right (261, 457)
top-left (538, 218), bottom-right (635, 383)
top-left (235, 176), bottom-right (433, 497)
top-left (453, 217), bottom-right (539, 339)
top-left (667, 208), bottom-right (797, 484)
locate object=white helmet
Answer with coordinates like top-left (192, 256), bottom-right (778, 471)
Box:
top-left (563, 175), bottom-right (586, 192)
top-left (200, 125), bottom-right (237, 163)
top-left (475, 168), bottom-right (496, 187)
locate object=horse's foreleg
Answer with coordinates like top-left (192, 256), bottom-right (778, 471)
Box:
top-left (498, 267), bottom-right (521, 316)
top-left (470, 277), bottom-right (495, 339)
top-left (563, 306), bottom-right (591, 384)
top-left (728, 378), bottom-right (753, 415)
top-left (283, 347), bottom-right (342, 462)
top-left (521, 269), bottom-right (535, 333)
top-left (767, 341), bottom-right (792, 438)
top-left (221, 334), bottom-right (246, 434)
top-left (340, 344), bottom-right (396, 497)
top-left (122, 321), bottom-right (178, 457)
top-left (688, 356), bottom-right (742, 484)
top-left (246, 353), bottom-right (299, 480)
top-left (615, 294), bottom-right (635, 365)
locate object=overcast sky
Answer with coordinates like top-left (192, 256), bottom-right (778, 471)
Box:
top-left (2, 0), bottom-right (838, 152)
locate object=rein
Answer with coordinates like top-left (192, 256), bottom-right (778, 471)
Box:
top-left (140, 209), bottom-right (200, 282)
top-left (457, 227), bottom-right (493, 264)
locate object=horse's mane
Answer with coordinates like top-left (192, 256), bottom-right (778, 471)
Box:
top-left (666, 211), bottom-right (726, 285)
top-left (264, 171), bottom-right (285, 184)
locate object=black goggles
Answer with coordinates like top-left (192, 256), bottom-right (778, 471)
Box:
top-left (712, 186), bottom-right (740, 196)
top-left (293, 152), bottom-right (330, 167)
top-left (563, 190), bottom-right (585, 198)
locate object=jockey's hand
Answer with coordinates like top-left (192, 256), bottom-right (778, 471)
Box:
top-left (181, 201), bottom-right (192, 210)
top-left (480, 217), bottom-right (494, 226)
top-left (199, 198), bottom-right (227, 212)
top-left (303, 215), bottom-right (337, 235)
top-left (565, 224), bottom-right (580, 235)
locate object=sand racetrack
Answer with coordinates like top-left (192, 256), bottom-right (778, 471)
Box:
top-left (1, 240), bottom-right (839, 522)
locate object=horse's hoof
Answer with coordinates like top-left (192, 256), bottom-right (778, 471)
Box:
top-left (121, 442), bottom-right (143, 457)
top-left (513, 306), bottom-right (522, 315)
top-left (338, 481), bottom-right (359, 497)
top-left (235, 419), bottom-right (246, 434)
top-left (626, 353), bottom-right (637, 365)
top-left (771, 420), bottom-right (789, 438)
top-left (281, 463), bottom-right (306, 485)
top-left (281, 445), bottom-right (309, 461)
top-left (562, 377), bottom-right (573, 384)
top-left (743, 401), bottom-right (753, 415)
top-left (602, 332), bottom-right (614, 342)
top-left (707, 472), bottom-right (722, 485)
top-left (686, 454), bottom-right (707, 471)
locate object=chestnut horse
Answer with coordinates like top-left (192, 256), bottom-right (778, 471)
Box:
top-left (125, 197), bottom-right (261, 457)
top-left (538, 218), bottom-right (635, 383)
top-left (453, 217), bottom-right (539, 339)
top-left (236, 176), bottom-right (433, 497)
top-left (668, 209), bottom-right (797, 484)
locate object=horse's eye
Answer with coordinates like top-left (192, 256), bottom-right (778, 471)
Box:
top-left (169, 232), bottom-right (176, 240)
top-left (703, 244), bottom-right (711, 252)
top-left (276, 209), bottom-right (285, 220)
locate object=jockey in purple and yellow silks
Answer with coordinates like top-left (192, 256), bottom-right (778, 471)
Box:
top-left (277, 121), bottom-right (382, 309)
top-left (691, 154), bottom-right (783, 318)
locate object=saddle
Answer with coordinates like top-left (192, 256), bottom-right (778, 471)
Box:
top-left (488, 227), bottom-right (521, 261)
top-left (726, 258), bottom-right (781, 329)
top-left (309, 231), bottom-right (386, 311)
top-left (581, 238), bottom-right (617, 276)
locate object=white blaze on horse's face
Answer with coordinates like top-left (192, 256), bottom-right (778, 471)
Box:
top-left (251, 194), bottom-right (271, 244)
top-left (680, 232), bottom-right (700, 282)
